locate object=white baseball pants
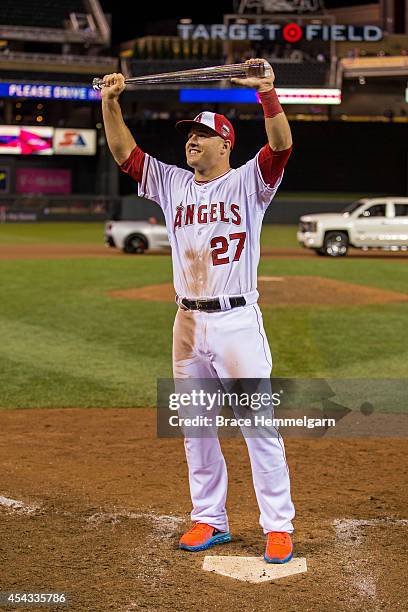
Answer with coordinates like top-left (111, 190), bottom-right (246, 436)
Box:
top-left (173, 303), bottom-right (295, 534)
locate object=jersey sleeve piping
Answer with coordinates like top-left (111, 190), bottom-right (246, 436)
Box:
top-left (140, 153), bottom-right (151, 197)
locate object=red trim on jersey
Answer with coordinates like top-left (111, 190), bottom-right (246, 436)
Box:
top-left (194, 168), bottom-right (232, 185)
top-left (258, 88), bottom-right (283, 119)
top-left (258, 144), bottom-right (292, 188)
top-left (120, 145), bottom-right (146, 182)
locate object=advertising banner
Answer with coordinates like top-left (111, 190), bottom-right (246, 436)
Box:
top-left (180, 88), bottom-right (341, 105)
top-left (15, 168), bottom-right (72, 194)
top-left (177, 23), bottom-right (383, 42)
top-left (53, 128), bottom-right (97, 155)
top-left (0, 83), bottom-right (101, 101)
top-left (0, 126), bottom-right (96, 155)
top-left (0, 126), bottom-right (53, 155)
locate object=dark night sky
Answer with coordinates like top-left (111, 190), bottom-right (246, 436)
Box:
top-left (99, 0), bottom-right (378, 45)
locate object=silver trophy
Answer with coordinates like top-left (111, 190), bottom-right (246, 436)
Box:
top-left (92, 61), bottom-right (271, 90)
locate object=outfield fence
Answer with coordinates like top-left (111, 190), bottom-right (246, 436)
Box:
top-left (0, 194), bottom-right (120, 222)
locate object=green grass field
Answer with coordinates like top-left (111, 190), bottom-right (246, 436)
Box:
top-left (0, 223), bottom-right (407, 409)
top-left (0, 222), bottom-right (106, 245)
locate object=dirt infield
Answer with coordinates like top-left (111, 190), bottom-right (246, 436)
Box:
top-left (109, 276), bottom-right (408, 307)
top-left (1, 244), bottom-right (408, 260)
top-left (0, 408), bottom-right (406, 612)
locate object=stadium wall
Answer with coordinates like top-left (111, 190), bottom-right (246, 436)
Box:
top-left (120, 194), bottom-right (360, 225)
top-left (121, 120), bottom-right (408, 195)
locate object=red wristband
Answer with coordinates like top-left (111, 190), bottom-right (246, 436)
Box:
top-left (258, 88), bottom-right (283, 119)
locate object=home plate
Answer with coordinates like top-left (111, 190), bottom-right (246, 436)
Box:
top-left (202, 556), bottom-right (307, 583)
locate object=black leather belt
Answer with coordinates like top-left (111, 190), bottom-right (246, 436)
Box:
top-left (180, 296), bottom-right (246, 312)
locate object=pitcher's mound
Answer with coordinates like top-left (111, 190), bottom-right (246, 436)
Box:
top-left (109, 276), bottom-right (408, 307)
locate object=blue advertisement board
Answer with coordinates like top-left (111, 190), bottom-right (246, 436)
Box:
top-left (0, 82), bottom-right (101, 101)
top-left (180, 89), bottom-right (258, 103)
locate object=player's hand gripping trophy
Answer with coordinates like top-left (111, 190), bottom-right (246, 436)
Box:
top-left (99, 72), bottom-right (126, 99)
top-left (230, 58), bottom-right (275, 92)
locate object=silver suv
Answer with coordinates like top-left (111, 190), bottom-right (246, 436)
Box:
top-left (297, 197), bottom-right (408, 256)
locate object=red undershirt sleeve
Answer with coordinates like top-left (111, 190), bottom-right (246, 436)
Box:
top-left (258, 144), bottom-right (293, 189)
top-left (120, 145), bottom-right (146, 183)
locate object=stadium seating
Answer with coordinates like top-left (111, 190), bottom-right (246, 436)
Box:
top-left (0, 70), bottom-right (95, 84)
top-left (273, 62), bottom-right (329, 87)
top-left (0, 0), bottom-right (86, 29)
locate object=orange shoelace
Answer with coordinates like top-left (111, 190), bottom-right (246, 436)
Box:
top-left (188, 523), bottom-right (214, 534)
top-left (268, 532), bottom-right (290, 545)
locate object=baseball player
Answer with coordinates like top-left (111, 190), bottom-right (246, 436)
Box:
top-left (101, 58), bottom-right (295, 563)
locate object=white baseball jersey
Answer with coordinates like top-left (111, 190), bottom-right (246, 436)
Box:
top-left (136, 151), bottom-right (284, 299)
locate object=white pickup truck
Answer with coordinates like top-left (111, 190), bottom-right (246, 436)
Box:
top-left (297, 197), bottom-right (408, 256)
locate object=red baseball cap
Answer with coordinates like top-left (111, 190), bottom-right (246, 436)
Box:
top-left (176, 112), bottom-right (235, 149)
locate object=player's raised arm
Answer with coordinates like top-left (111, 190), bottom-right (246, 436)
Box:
top-left (231, 58), bottom-right (292, 152)
top-left (101, 73), bottom-right (137, 165)
top-left (232, 58), bottom-right (292, 191)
